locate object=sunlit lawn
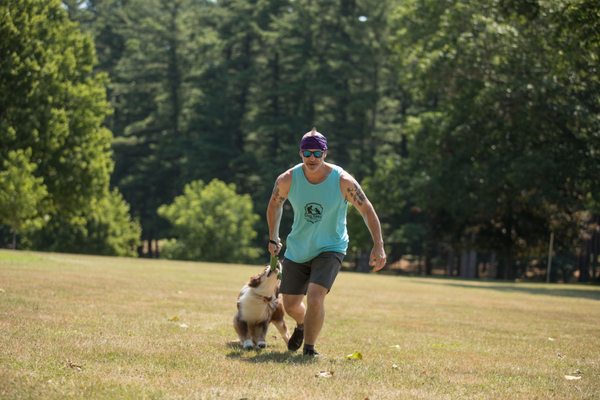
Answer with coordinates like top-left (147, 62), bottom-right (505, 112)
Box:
top-left (1, 249), bottom-right (599, 399)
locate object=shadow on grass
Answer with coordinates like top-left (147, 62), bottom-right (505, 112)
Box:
top-left (225, 341), bottom-right (317, 364)
top-left (413, 279), bottom-right (600, 301)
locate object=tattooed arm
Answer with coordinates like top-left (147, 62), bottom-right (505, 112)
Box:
top-left (340, 172), bottom-right (387, 271)
top-left (266, 170), bottom-right (292, 256)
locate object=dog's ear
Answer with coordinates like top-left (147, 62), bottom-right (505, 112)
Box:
top-left (248, 275), bottom-right (261, 288)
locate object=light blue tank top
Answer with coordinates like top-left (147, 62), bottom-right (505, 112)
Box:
top-left (284, 163), bottom-right (349, 263)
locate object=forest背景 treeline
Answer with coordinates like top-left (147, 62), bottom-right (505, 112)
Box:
top-left (1, 0), bottom-right (598, 282)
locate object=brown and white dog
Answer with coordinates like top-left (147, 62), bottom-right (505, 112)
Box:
top-left (233, 262), bottom-right (290, 349)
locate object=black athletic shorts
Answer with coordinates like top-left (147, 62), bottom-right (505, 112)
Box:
top-left (280, 252), bottom-right (344, 294)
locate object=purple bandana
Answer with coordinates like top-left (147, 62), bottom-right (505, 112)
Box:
top-left (300, 134), bottom-right (328, 151)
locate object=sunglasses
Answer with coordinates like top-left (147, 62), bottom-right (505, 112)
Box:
top-left (302, 150), bottom-right (324, 158)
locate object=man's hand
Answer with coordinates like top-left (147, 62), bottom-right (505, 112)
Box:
top-left (369, 244), bottom-right (386, 272)
top-left (340, 172), bottom-right (386, 272)
top-left (268, 239), bottom-right (282, 256)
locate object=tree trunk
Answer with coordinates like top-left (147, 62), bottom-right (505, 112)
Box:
top-left (506, 252), bottom-right (515, 280)
top-left (424, 243), bottom-right (433, 275)
top-left (446, 248), bottom-right (455, 276)
top-left (460, 250), bottom-right (477, 278)
top-left (578, 243), bottom-right (590, 283)
top-left (496, 250), bottom-right (514, 280)
top-left (495, 256), bottom-right (505, 280)
top-left (11, 231), bottom-right (17, 250)
top-left (270, 51), bottom-right (280, 151)
top-left (147, 239), bottom-right (154, 258)
top-left (592, 218), bottom-right (599, 282)
top-left (470, 251), bottom-right (477, 278)
top-left (488, 252), bottom-right (497, 279)
top-left (355, 251), bottom-right (370, 273)
top-left (460, 251), bottom-right (468, 277)
top-left (167, 1), bottom-right (181, 137)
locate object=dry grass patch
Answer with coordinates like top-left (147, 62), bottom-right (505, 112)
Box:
top-left (1, 250), bottom-right (599, 399)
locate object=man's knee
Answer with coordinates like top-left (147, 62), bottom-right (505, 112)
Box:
top-left (283, 294), bottom-right (304, 311)
top-left (306, 284), bottom-right (327, 308)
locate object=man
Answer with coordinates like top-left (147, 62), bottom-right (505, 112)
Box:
top-left (266, 127), bottom-right (386, 357)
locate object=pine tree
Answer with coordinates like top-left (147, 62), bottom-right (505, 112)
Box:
top-left (107, 0), bottom-right (203, 254)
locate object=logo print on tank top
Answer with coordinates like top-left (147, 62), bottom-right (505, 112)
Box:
top-left (304, 203), bottom-right (323, 224)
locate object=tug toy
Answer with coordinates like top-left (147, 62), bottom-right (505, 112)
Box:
top-left (270, 254), bottom-right (282, 280)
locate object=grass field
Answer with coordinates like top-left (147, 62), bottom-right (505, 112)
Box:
top-left (1, 250), bottom-right (599, 399)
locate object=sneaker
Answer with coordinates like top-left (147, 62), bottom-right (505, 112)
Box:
top-left (287, 326), bottom-right (304, 351)
top-left (303, 348), bottom-right (319, 357)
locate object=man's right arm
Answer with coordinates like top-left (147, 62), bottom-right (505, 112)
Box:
top-left (266, 170), bottom-right (292, 256)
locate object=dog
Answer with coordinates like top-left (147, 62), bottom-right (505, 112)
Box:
top-left (233, 262), bottom-right (290, 349)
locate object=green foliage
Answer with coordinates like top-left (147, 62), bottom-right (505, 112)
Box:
top-left (107, 0), bottom-right (199, 240)
top-left (348, 150), bottom-right (431, 260)
top-left (388, 0), bottom-right (600, 276)
top-left (3, 0), bottom-right (596, 275)
top-left (92, 190), bottom-right (141, 257)
top-left (0, 149), bottom-right (48, 247)
top-left (0, 0), bottom-right (141, 255)
top-left (0, 0), bottom-right (113, 214)
top-left (74, 0), bottom-right (394, 251)
top-left (29, 190), bottom-right (141, 257)
top-left (158, 179), bottom-right (260, 263)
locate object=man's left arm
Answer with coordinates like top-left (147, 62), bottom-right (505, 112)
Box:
top-left (340, 173), bottom-right (387, 271)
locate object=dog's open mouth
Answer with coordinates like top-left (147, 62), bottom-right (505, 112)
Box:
top-left (266, 267), bottom-right (281, 279)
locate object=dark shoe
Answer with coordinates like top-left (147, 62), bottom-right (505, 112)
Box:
top-left (303, 348), bottom-right (319, 357)
top-left (287, 326), bottom-right (304, 351)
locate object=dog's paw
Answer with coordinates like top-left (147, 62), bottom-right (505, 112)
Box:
top-left (257, 341), bottom-right (266, 349)
top-left (243, 339), bottom-right (254, 350)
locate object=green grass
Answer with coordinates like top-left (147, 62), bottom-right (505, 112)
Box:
top-left (1, 250), bottom-right (599, 399)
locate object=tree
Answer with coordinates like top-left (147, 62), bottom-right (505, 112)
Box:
top-left (0, 0), bottom-right (139, 254)
top-left (70, 0), bottom-right (397, 261)
top-left (0, 0), bottom-right (113, 215)
top-left (240, 0), bottom-right (395, 252)
top-left (95, 0), bottom-right (218, 255)
top-left (389, 0), bottom-right (600, 279)
top-left (183, 0), bottom-right (261, 192)
top-left (158, 179), bottom-right (260, 263)
top-left (0, 150), bottom-right (48, 249)
top-left (30, 189), bottom-right (141, 256)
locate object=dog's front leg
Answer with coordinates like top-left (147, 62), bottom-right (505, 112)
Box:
top-left (271, 318), bottom-right (290, 345)
top-left (253, 320), bottom-right (269, 349)
top-left (270, 296), bottom-right (289, 344)
top-left (234, 314), bottom-right (253, 349)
